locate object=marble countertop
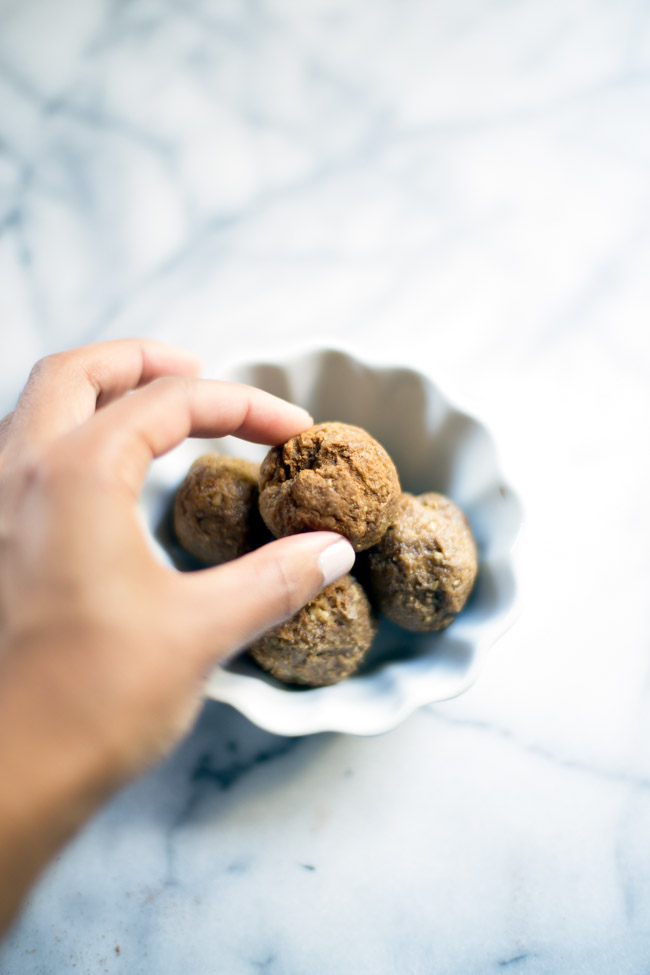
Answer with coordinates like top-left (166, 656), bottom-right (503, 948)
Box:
top-left (1, 0), bottom-right (649, 972)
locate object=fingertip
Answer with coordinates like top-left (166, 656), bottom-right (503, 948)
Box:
top-left (266, 403), bottom-right (312, 443)
top-left (292, 405), bottom-right (313, 425)
top-left (229, 387), bottom-right (314, 446)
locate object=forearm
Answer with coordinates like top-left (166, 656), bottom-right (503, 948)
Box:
top-left (0, 658), bottom-right (119, 933)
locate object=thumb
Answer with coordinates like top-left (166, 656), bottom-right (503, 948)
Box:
top-left (177, 532), bottom-right (356, 666)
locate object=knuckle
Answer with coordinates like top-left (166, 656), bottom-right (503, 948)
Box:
top-left (27, 356), bottom-right (52, 385)
top-left (28, 351), bottom-right (68, 383)
top-left (25, 450), bottom-right (64, 488)
top-left (27, 349), bottom-right (98, 393)
top-left (19, 443), bottom-right (83, 491)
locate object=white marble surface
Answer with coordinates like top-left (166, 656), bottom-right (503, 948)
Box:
top-left (1, 0), bottom-right (649, 972)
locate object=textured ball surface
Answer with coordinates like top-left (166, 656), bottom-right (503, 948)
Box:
top-left (258, 421), bottom-right (400, 552)
top-left (248, 574), bottom-right (377, 686)
top-left (174, 454), bottom-right (269, 565)
top-left (363, 492), bottom-right (478, 631)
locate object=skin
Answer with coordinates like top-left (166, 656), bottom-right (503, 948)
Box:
top-left (0, 339), bottom-right (353, 934)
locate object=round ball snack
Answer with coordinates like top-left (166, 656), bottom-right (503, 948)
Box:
top-left (258, 422), bottom-right (400, 552)
top-left (174, 454), bottom-right (270, 565)
top-left (248, 574), bottom-right (377, 687)
top-left (363, 492), bottom-right (478, 632)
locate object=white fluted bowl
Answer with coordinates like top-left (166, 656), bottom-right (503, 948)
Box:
top-left (142, 349), bottom-right (522, 737)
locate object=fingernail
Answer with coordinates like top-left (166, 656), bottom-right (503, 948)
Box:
top-left (317, 537), bottom-right (356, 587)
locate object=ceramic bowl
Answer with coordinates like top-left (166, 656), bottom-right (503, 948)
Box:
top-left (142, 349), bottom-right (522, 736)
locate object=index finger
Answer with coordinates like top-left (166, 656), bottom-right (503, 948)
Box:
top-left (9, 339), bottom-right (202, 446)
top-left (71, 376), bottom-right (313, 496)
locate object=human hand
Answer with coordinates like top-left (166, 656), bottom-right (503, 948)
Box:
top-left (0, 339), bottom-right (354, 930)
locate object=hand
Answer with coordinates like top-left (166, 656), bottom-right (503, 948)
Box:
top-left (0, 339), bottom-right (354, 932)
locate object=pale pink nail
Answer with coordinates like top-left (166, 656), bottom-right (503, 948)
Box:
top-left (317, 537), bottom-right (356, 587)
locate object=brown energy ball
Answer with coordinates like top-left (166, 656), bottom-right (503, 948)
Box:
top-left (248, 574), bottom-right (377, 687)
top-left (174, 454), bottom-right (270, 565)
top-left (258, 421), bottom-right (400, 552)
top-left (363, 492), bottom-right (478, 632)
